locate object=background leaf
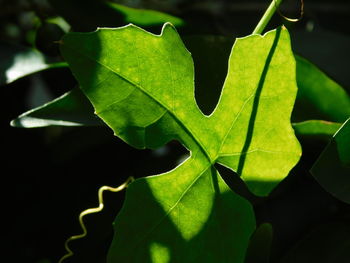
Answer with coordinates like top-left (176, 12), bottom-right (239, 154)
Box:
top-left (107, 2), bottom-right (184, 27)
top-left (293, 55), bottom-right (350, 123)
top-left (292, 120), bottom-right (341, 139)
top-left (48, 0), bottom-right (183, 32)
top-left (245, 223), bottom-right (273, 263)
top-left (10, 87), bottom-right (102, 128)
top-left (0, 42), bottom-right (66, 86)
top-left (311, 118), bottom-right (350, 204)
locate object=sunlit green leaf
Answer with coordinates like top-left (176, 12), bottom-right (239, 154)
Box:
top-left (61, 23), bottom-right (301, 260)
top-left (110, 160), bottom-right (255, 262)
top-left (107, 2), bottom-right (184, 27)
top-left (311, 118), bottom-right (350, 204)
top-left (292, 120), bottom-right (341, 139)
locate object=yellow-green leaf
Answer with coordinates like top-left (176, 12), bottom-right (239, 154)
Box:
top-left (60, 23), bottom-right (301, 262)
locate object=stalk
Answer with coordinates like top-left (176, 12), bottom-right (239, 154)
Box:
top-left (252, 0), bottom-right (284, 35)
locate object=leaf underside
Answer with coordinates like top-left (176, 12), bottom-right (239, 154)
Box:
top-left (60, 23), bottom-right (301, 262)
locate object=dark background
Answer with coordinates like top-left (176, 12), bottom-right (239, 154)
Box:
top-left (1, 0), bottom-right (350, 262)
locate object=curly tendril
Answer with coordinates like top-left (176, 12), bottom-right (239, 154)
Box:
top-left (275, 0), bottom-right (304, 22)
top-left (58, 176), bottom-right (134, 263)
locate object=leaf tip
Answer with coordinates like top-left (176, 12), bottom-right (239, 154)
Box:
top-left (160, 22), bottom-right (176, 35)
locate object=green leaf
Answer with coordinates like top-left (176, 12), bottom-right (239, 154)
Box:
top-left (10, 88), bottom-right (102, 128)
top-left (48, 0), bottom-right (183, 32)
top-left (46, 16), bottom-right (71, 33)
top-left (292, 120), bottom-right (342, 139)
top-left (8, 35), bottom-right (235, 128)
top-left (183, 35), bottom-right (350, 124)
top-left (60, 24), bottom-right (301, 260)
top-left (0, 42), bottom-right (67, 85)
top-left (311, 118), bottom-right (350, 204)
top-left (111, 161), bottom-right (255, 263)
top-left (48, 0), bottom-right (123, 32)
top-left (293, 55), bottom-right (350, 123)
top-left (107, 2), bottom-right (184, 27)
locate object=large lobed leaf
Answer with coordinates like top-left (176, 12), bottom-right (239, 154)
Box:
top-left (60, 23), bottom-right (301, 261)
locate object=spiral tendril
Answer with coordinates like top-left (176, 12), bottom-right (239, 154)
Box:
top-left (275, 0), bottom-right (304, 22)
top-left (58, 176), bottom-right (134, 263)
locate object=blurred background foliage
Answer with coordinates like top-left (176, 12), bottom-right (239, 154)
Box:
top-left (1, 0), bottom-right (350, 262)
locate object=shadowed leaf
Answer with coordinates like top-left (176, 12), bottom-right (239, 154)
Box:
top-left (10, 88), bottom-right (102, 128)
top-left (245, 223), bottom-right (273, 263)
top-left (292, 120), bottom-right (341, 139)
top-left (293, 55), bottom-right (350, 123)
top-left (311, 118), bottom-right (350, 204)
top-left (48, 0), bottom-right (183, 32)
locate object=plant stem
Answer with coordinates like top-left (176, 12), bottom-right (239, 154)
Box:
top-left (252, 0), bottom-right (284, 35)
